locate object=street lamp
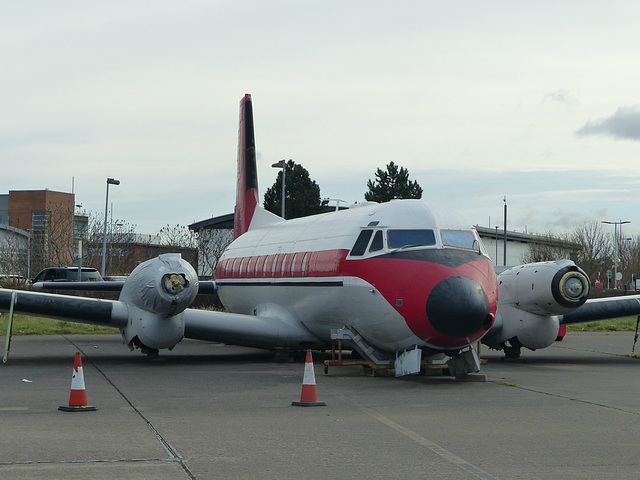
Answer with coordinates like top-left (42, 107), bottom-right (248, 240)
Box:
top-left (271, 159), bottom-right (286, 219)
top-left (494, 226), bottom-right (499, 266)
top-left (101, 178), bottom-right (120, 277)
top-left (602, 220), bottom-right (630, 289)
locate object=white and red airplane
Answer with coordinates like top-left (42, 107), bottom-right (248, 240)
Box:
top-left (2, 94), bottom-right (639, 375)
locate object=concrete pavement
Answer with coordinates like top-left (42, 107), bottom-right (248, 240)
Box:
top-left (1, 332), bottom-right (639, 479)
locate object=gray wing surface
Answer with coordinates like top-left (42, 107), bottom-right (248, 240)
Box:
top-left (33, 281), bottom-right (125, 291)
top-left (32, 280), bottom-right (216, 295)
top-left (561, 295), bottom-right (640, 325)
top-left (182, 308), bottom-right (322, 350)
top-left (0, 289), bottom-right (129, 328)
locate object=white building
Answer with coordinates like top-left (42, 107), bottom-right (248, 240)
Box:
top-left (475, 226), bottom-right (578, 267)
top-left (0, 224), bottom-right (30, 278)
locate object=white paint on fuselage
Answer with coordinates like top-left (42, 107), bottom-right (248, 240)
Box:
top-left (217, 200), bottom-right (485, 353)
top-left (226, 200), bottom-right (477, 258)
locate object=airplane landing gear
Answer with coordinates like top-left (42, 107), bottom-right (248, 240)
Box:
top-left (500, 338), bottom-right (522, 360)
top-left (131, 336), bottom-right (159, 359)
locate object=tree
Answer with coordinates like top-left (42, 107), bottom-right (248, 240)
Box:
top-left (193, 227), bottom-right (233, 278)
top-left (522, 231), bottom-right (575, 264)
top-left (568, 221), bottom-right (612, 284)
top-left (364, 162), bottom-right (423, 202)
top-left (0, 230), bottom-right (29, 283)
top-left (618, 235), bottom-right (639, 288)
top-left (263, 160), bottom-right (326, 219)
top-left (157, 224), bottom-right (197, 250)
top-left (84, 214), bottom-right (150, 275)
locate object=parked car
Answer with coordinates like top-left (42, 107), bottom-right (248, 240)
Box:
top-left (32, 267), bottom-right (104, 283)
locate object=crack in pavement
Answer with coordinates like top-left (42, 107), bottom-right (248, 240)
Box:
top-left (64, 337), bottom-right (197, 480)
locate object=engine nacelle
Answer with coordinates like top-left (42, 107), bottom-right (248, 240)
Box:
top-left (118, 254), bottom-right (198, 354)
top-left (483, 260), bottom-right (589, 355)
top-left (121, 305), bottom-right (186, 352)
top-left (497, 260), bottom-right (589, 316)
top-left (119, 253), bottom-right (199, 317)
top-left (486, 306), bottom-right (560, 351)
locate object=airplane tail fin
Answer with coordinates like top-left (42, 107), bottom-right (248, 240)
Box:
top-left (234, 94), bottom-right (259, 239)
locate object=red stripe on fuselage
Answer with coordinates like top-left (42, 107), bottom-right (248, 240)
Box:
top-left (217, 247), bottom-right (498, 349)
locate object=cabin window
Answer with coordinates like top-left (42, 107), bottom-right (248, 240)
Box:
top-left (281, 254), bottom-right (288, 277)
top-left (387, 229), bottom-right (436, 249)
top-left (254, 257), bottom-right (260, 277)
top-left (223, 259), bottom-right (229, 276)
top-left (291, 254), bottom-right (297, 276)
top-left (369, 230), bottom-right (384, 252)
top-left (246, 257), bottom-right (252, 276)
top-left (350, 229), bottom-right (373, 256)
top-left (441, 230), bottom-right (477, 249)
top-left (263, 256), bottom-right (269, 277)
top-left (301, 253), bottom-right (308, 277)
top-left (239, 258), bottom-right (245, 277)
top-left (231, 258), bottom-right (237, 276)
top-left (272, 255), bottom-right (278, 277)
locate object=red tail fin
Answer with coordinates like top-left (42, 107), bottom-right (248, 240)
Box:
top-left (234, 94), bottom-right (259, 239)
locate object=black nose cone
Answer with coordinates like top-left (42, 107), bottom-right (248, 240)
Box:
top-left (426, 276), bottom-right (490, 338)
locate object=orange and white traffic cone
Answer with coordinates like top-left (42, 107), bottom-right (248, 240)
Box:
top-left (292, 349), bottom-right (326, 407)
top-left (58, 352), bottom-right (97, 412)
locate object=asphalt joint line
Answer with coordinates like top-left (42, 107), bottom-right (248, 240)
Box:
top-left (554, 343), bottom-right (640, 359)
top-left (487, 377), bottom-right (640, 416)
top-left (324, 384), bottom-right (501, 480)
top-left (63, 336), bottom-right (197, 480)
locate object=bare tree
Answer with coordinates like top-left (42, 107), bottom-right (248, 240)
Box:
top-left (568, 221), bottom-right (612, 285)
top-left (615, 233), bottom-right (639, 289)
top-left (46, 203), bottom-right (76, 267)
top-left (157, 224), bottom-right (197, 250)
top-left (193, 228), bottom-right (233, 278)
top-left (84, 213), bottom-right (151, 276)
top-left (26, 202), bottom-right (76, 274)
top-left (0, 230), bottom-right (29, 282)
top-left (522, 231), bottom-right (574, 263)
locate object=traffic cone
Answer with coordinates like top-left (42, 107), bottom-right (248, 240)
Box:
top-left (292, 350), bottom-right (326, 407)
top-left (58, 352), bottom-right (97, 412)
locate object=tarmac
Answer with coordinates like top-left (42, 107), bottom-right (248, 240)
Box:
top-left (1, 331), bottom-right (640, 480)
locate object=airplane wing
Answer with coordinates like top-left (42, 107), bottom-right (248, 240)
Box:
top-left (32, 281), bottom-right (126, 292)
top-left (561, 295), bottom-right (640, 325)
top-left (1, 254), bottom-right (318, 356)
top-left (0, 289), bottom-right (129, 328)
top-left (32, 280), bottom-right (217, 295)
top-left (182, 308), bottom-right (321, 350)
top-left (485, 261), bottom-right (640, 358)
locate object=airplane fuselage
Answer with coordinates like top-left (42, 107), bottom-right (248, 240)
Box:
top-left (216, 199), bottom-right (498, 355)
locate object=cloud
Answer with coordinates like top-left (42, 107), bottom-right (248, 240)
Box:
top-left (576, 104), bottom-right (640, 140)
top-left (542, 89), bottom-right (577, 107)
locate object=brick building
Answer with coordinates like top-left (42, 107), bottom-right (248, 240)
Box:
top-left (0, 190), bottom-right (76, 276)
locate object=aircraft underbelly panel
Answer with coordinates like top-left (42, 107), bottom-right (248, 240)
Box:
top-left (216, 276), bottom-right (420, 352)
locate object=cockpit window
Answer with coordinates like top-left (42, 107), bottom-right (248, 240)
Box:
top-left (350, 229), bottom-right (373, 256)
top-left (441, 230), bottom-right (477, 249)
top-left (369, 230), bottom-right (383, 252)
top-left (387, 230), bottom-right (436, 249)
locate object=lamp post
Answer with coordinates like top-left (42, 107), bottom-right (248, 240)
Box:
top-left (503, 196), bottom-right (507, 266)
top-left (26, 229), bottom-right (31, 280)
top-left (271, 160), bottom-right (286, 219)
top-left (602, 220), bottom-right (630, 289)
top-left (494, 226), bottom-right (499, 266)
top-left (101, 178), bottom-right (120, 277)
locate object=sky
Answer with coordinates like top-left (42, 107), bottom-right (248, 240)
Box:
top-left (2, 1), bottom-right (640, 238)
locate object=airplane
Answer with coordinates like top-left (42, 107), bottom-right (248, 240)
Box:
top-left (2, 93), bottom-right (640, 376)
